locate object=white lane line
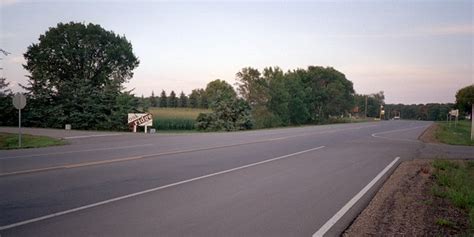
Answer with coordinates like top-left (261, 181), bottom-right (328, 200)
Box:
top-left (0, 144), bottom-right (153, 160)
top-left (371, 125), bottom-right (430, 143)
top-left (312, 156), bottom-right (400, 237)
top-left (64, 133), bottom-right (122, 139)
top-left (0, 146), bottom-right (325, 231)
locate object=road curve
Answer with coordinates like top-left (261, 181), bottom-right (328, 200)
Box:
top-left (1, 121), bottom-right (432, 236)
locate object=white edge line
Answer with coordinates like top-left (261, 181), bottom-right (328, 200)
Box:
top-left (312, 156), bottom-right (400, 237)
top-left (371, 125), bottom-right (430, 143)
top-left (64, 133), bottom-right (122, 139)
top-left (0, 145), bottom-right (325, 231)
top-left (0, 144), bottom-right (154, 160)
top-left (371, 125), bottom-right (430, 136)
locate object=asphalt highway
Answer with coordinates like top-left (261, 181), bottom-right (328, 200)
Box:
top-left (0, 121), bottom-right (437, 236)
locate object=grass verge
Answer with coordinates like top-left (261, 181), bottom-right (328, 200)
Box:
top-left (0, 132), bottom-right (66, 150)
top-left (436, 120), bottom-right (474, 146)
top-left (432, 160), bottom-right (474, 234)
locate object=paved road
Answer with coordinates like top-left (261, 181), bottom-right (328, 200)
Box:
top-left (1, 121), bottom-right (470, 236)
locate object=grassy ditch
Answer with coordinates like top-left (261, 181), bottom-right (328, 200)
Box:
top-left (432, 160), bottom-right (474, 234)
top-left (436, 120), bottom-right (473, 146)
top-left (0, 132), bottom-right (66, 150)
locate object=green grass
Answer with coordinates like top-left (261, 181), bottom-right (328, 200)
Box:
top-left (148, 107), bottom-right (211, 130)
top-left (432, 160), bottom-right (474, 233)
top-left (0, 132), bottom-right (66, 150)
top-left (436, 218), bottom-right (455, 228)
top-left (436, 120), bottom-right (474, 146)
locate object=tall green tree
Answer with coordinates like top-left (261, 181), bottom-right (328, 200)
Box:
top-left (0, 78), bottom-right (15, 126)
top-left (236, 67), bottom-right (276, 128)
top-left (285, 72), bottom-right (310, 124)
top-left (149, 91), bottom-right (158, 107)
top-left (179, 91), bottom-right (188, 107)
top-left (300, 66), bottom-right (355, 121)
top-left (168, 90), bottom-right (178, 108)
top-left (265, 67), bottom-right (290, 125)
top-left (198, 88), bottom-right (208, 108)
top-left (236, 67), bottom-right (268, 106)
top-left (205, 79), bottom-right (236, 108)
top-left (22, 22), bottom-right (139, 130)
top-left (456, 85), bottom-right (474, 117)
top-left (189, 89), bottom-right (199, 108)
top-left (159, 90), bottom-right (168, 107)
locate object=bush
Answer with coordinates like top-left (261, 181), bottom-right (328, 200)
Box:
top-left (196, 98), bottom-right (253, 131)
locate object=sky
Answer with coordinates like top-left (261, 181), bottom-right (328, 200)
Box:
top-left (0, 0), bottom-right (473, 104)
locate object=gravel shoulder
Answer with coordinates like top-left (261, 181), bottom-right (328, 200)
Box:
top-left (343, 159), bottom-right (469, 236)
top-left (344, 123), bottom-right (472, 236)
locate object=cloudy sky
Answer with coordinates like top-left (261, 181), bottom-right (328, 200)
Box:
top-left (1, 0), bottom-right (472, 104)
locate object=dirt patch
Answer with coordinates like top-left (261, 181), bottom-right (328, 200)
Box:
top-left (419, 123), bottom-right (440, 144)
top-left (343, 160), bottom-right (469, 236)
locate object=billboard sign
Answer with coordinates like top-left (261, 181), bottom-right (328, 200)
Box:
top-left (128, 113), bottom-right (153, 133)
top-left (449, 109), bottom-right (459, 117)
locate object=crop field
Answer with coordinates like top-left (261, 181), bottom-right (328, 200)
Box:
top-left (148, 107), bottom-right (211, 130)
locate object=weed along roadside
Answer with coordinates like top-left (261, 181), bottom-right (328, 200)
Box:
top-left (436, 120), bottom-right (474, 146)
top-left (432, 160), bottom-right (474, 232)
top-left (0, 132), bottom-right (66, 150)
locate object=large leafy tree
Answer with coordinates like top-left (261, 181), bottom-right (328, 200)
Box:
top-left (285, 72), bottom-right (310, 124)
top-left (189, 89), bottom-right (199, 108)
top-left (301, 66), bottom-right (355, 121)
top-left (236, 67), bottom-right (268, 106)
top-left (22, 22), bottom-right (140, 130)
top-left (456, 85), bottom-right (474, 117)
top-left (205, 79), bottom-right (236, 108)
top-left (263, 67), bottom-right (290, 126)
top-left (198, 88), bottom-right (208, 108)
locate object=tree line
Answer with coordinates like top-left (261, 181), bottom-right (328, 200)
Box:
top-left (144, 66), bottom-right (357, 130)
top-left (1, 22), bottom-right (472, 132)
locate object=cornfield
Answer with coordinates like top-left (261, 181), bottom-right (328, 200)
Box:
top-left (148, 107), bottom-right (211, 130)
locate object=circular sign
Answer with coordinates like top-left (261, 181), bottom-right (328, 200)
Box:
top-left (12, 92), bottom-right (27, 109)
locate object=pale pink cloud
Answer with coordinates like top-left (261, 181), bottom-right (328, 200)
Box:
top-left (426, 25), bottom-right (474, 36)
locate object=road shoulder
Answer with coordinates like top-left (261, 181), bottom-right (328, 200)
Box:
top-left (343, 159), bottom-right (471, 236)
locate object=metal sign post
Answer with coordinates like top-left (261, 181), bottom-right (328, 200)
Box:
top-left (12, 93), bottom-right (27, 148)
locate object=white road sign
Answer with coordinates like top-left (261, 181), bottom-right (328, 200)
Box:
top-left (128, 113), bottom-right (153, 127)
top-left (13, 93), bottom-right (26, 110)
top-left (449, 109), bottom-right (459, 117)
